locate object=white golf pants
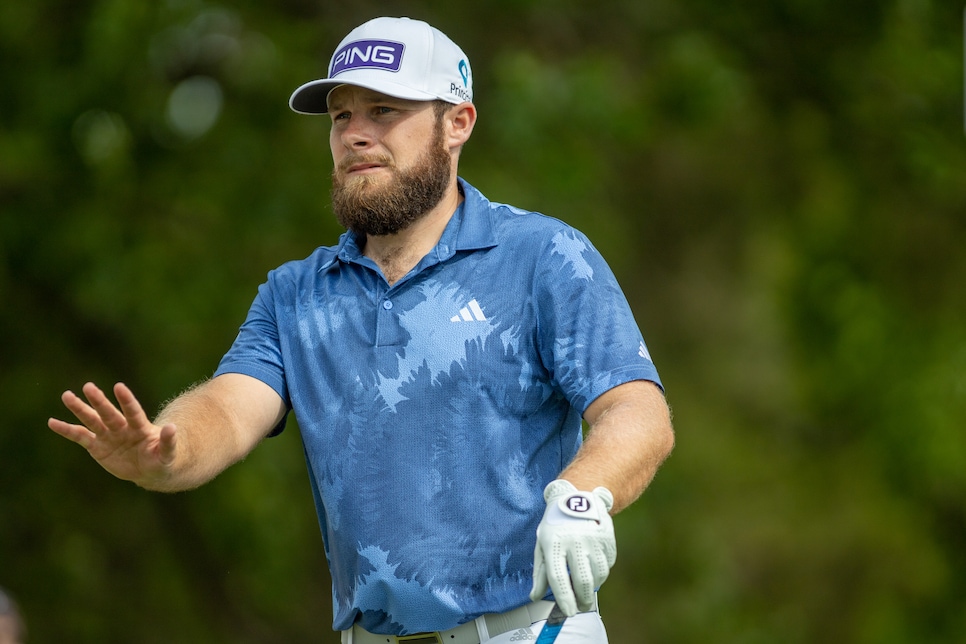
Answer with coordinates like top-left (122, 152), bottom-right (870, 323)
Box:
top-left (484, 611), bottom-right (608, 643)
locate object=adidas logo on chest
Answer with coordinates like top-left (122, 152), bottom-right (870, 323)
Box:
top-left (450, 298), bottom-right (487, 322)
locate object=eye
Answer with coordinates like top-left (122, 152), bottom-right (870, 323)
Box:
top-left (331, 110), bottom-right (350, 122)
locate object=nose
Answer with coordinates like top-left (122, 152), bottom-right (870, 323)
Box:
top-left (338, 116), bottom-right (375, 150)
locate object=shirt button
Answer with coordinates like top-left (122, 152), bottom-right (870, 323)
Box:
top-left (382, 300), bottom-right (393, 310)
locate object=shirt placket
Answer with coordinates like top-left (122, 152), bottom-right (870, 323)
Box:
top-left (375, 287), bottom-right (407, 347)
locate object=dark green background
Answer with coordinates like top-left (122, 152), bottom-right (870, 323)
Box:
top-left (2, 1), bottom-right (964, 641)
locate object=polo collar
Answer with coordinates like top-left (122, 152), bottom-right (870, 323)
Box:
top-left (451, 177), bottom-right (498, 253)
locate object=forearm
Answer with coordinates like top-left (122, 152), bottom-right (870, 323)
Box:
top-left (148, 380), bottom-right (251, 492)
top-left (560, 380), bottom-right (674, 513)
top-left (50, 375), bottom-right (284, 493)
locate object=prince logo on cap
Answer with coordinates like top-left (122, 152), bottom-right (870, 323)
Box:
top-left (330, 40), bottom-right (405, 76)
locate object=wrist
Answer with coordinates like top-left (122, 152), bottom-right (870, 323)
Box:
top-left (542, 479), bottom-right (614, 523)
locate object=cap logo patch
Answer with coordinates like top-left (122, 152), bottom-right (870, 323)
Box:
top-left (330, 39), bottom-right (404, 76)
top-left (458, 59), bottom-right (469, 86)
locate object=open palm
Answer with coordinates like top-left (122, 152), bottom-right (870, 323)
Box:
top-left (48, 382), bottom-right (177, 487)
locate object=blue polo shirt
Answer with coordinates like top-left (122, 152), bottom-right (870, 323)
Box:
top-left (215, 178), bottom-right (662, 635)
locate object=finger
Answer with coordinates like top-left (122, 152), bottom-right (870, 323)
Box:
top-left (604, 538), bottom-right (617, 568)
top-left (551, 582), bottom-right (577, 617)
top-left (574, 566), bottom-right (598, 613)
top-left (113, 382), bottom-right (151, 429)
top-left (566, 549), bottom-right (597, 612)
top-left (157, 423), bottom-right (178, 467)
top-left (545, 546), bottom-right (577, 616)
top-left (588, 546), bottom-right (612, 589)
top-left (60, 390), bottom-right (109, 433)
top-left (81, 382), bottom-right (128, 430)
top-left (48, 416), bottom-right (97, 449)
top-left (529, 542), bottom-right (548, 602)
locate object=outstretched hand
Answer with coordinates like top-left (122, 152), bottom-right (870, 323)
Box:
top-left (48, 382), bottom-right (178, 487)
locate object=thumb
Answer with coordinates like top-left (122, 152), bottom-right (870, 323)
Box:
top-left (157, 423), bottom-right (178, 466)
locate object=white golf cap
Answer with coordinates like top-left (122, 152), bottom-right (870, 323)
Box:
top-left (289, 17), bottom-right (473, 114)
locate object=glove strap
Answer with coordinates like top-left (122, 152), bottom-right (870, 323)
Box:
top-left (543, 479), bottom-right (578, 503)
top-left (542, 480), bottom-right (614, 523)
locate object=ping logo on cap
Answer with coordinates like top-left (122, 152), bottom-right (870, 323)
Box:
top-left (330, 39), bottom-right (404, 76)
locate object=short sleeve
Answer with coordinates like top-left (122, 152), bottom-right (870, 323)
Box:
top-left (534, 227), bottom-right (662, 414)
top-left (215, 275), bottom-right (292, 411)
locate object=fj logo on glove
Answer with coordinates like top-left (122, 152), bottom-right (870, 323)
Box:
top-left (566, 496), bottom-right (591, 513)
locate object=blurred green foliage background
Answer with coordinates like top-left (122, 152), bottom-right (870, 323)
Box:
top-left (2, 0), bottom-right (964, 641)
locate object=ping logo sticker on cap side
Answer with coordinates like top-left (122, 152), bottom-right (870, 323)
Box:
top-left (330, 40), bottom-right (405, 76)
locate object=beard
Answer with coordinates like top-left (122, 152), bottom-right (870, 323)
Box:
top-left (331, 125), bottom-right (452, 237)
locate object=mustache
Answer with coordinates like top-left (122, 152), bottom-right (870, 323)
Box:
top-left (335, 153), bottom-right (395, 174)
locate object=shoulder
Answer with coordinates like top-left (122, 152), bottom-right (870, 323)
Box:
top-left (261, 243), bottom-right (343, 292)
top-left (272, 243), bottom-right (341, 277)
top-left (461, 179), bottom-right (590, 253)
top-left (461, 182), bottom-right (617, 292)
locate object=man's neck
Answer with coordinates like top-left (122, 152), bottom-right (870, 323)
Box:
top-left (362, 181), bottom-right (462, 285)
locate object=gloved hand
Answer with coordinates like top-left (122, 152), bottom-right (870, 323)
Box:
top-left (529, 479), bottom-right (617, 617)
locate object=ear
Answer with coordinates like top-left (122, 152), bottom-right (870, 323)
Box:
top-left (444, 102), bottom-right (477, 149)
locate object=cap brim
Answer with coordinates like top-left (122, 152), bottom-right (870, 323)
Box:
top-left (289, 80), bottom-right (341, 114)
top-left (288, 78), bottom-right (445, 114)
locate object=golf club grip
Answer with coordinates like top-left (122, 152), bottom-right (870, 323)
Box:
top-left (534, 603), bottom-right (567, 644)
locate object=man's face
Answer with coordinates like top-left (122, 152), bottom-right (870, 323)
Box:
top-left (327, 86), bottom-right (452, 237)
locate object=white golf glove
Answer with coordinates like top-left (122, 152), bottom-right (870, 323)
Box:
top-left (529, 479), bottom-right (617, 617)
